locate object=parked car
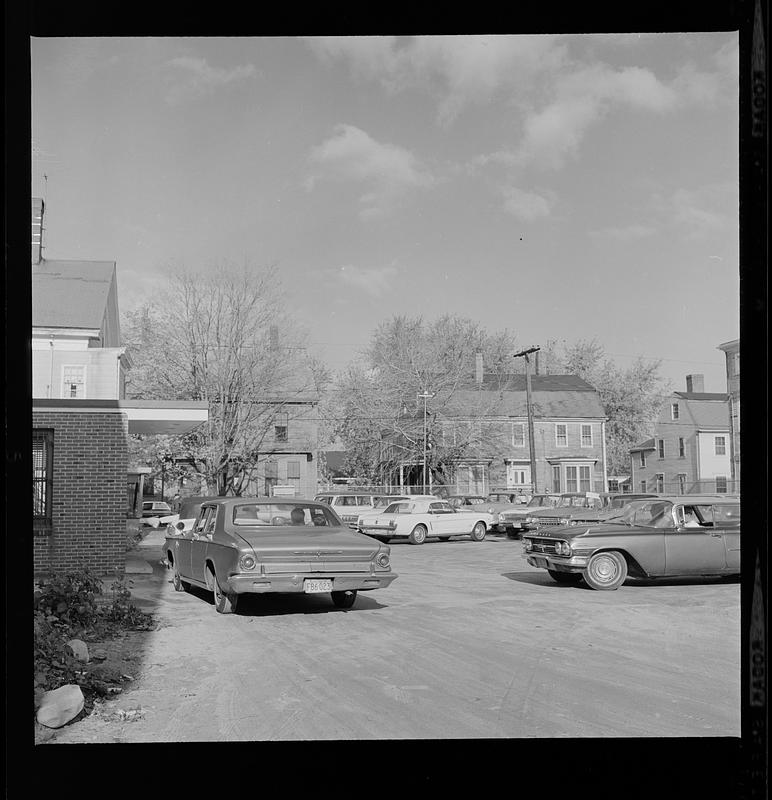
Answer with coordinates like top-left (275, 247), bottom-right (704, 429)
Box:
top-left (164, 498), bottom-right (397, 613)
top-left (355, 494), bottom-right (437, 531)
top-left (165, 495), bottom-right (221, 536)
top-left (358, 498), bottom-right (493, 545)
top-left (496, 493), bottom-right (562, 538)
top-left (521, 492), bottom-right (604, 529)
top-left (557, 493), bottom-right (659, 526)
top-left (522, 495), bottom-right (740, 590)
top-left (142, 500), bottom-right (172, 518)
top-left (313, 492), bottom-right (383, 528)
top-left (446, 494), bottom-right (488, 508)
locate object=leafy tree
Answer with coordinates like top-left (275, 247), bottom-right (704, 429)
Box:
top-left (122, 262), bottom-right (327, 495)
top-left (325, 315), bottom-right (519, 488)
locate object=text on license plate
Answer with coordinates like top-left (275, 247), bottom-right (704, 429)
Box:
top-left (532, 556), bottom-right (548, 569)
top-left (304, 579), bottom-right (333, 593)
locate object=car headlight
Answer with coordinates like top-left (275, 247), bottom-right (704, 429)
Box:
top-left (376, 552), bottom-right (390, 568)
top-left (555, 541), bottom-right (572, 556)
top-left (558, 517), bottom-right (571, 526)
top-left (524, 539), bottom-right (533, 552)
top-left (525, 517), bottom-right (534, 525)
top-left (239, 554), bottom-right (257, 570)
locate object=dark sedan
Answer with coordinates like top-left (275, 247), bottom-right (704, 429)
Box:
top-left (165, 498), bottom-right (398, 613)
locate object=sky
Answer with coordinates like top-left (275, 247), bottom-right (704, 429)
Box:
top-left (31, 34), bottom-right (740, 393)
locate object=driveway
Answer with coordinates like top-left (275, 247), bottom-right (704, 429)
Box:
top-left (48, 531), bottom-right (740, 741)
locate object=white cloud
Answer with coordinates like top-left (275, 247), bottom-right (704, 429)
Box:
top-left (335, 264), bottom-right (399, 296)
top-left (589, 224), bottom-right (657, 241)
top-left (307, 124), bottom-right (433, 220)
top-left (500, 186), bottom-right (553, 221)
top-left (671, 184), bottom-right (737, 239)
top-left (165, 56), bottom-right (257, 103)
top-left (304, 35), bottom-right (567, 123)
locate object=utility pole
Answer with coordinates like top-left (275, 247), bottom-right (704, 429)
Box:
top-left (417, 390), bottom-right (434, 492)
top-left (512, 346), bottom-right (540, 494)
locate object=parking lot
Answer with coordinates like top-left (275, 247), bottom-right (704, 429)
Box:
top-left (50, 531), bottom-right (740, 742)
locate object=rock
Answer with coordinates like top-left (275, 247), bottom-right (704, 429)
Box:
top-left (66, 639), bottom-right (90, 662)
top-left (37, 685), bottom-right (85, 728)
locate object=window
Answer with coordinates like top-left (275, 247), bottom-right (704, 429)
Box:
top-left (671, 402), bottom-right (680, 420)
top-left (552, 466), bottom-right (561, 493)
top-left (33, 430), bottom-right (54, 529)
top-left (287, 460), bottom-right (301, 493)
top-left (511, 423), bottom-right (525, 447)
top-left (581, 424), bottom-right (592, 447)
top-left (715, 436), bottom-right (726, 456)
top-left (608, 478), bottom-right (619, 492)
top-left (555, 424), bottom-right (567, 447)
top-left (678, 438), bottom-right (685, 458)
top-left (639, 451), bottom-right (646, 468)
top-left (274, 412), bottom-right (289, 442)
top-left (715, 476), bottom-right (728, 493)
top-left (677, 473), bottom-right (687, 495)
top-left (264, 461), bottom-right (278, 496)
top-left (657, 439), bottom-right (665, 459)
top-left (655, 473), bottom-right (664, 493)
top-left (61, 365), bottom-right (86, 399)
top-left (579, 465), bottom-right (591, 492)
top-left (640, 480), bottom-right (647, 492)
top-left (566, 466), bottom-right (578, 492)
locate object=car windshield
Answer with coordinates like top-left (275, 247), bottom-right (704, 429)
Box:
top-left (558, 496), bottom-right (576, 507)
top-left (528, 495), bottom-right (553, 508)
top-left (609, 496), bottom-right (630, 509)
top-left (618, 500), bottom-right (675, 528)
top-left (232, 503), bottom-right (340, 527)
top-left (384, 502), bottom-right (411, 514)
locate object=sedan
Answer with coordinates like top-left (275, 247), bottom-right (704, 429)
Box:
top-left (358, 498), bottom-right (493, 545)
top-left (522, 496), bottom-right (740, 590)
top-left (164, 498), bottom-right (397, 613)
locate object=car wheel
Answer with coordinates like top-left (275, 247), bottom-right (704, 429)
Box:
top-left (210, 568), bottom-right (238, 613)
top-left (582, 551), bottom-right (628, 591)
top-left (408, 524), bottom-right (427, 545)
top-left (470, 521), bottom-right (487, 542)
top-left (547, 569), bottom-right (583, 585)
top-left (172, 564), bottom-right (190, 592)
top-left (331, 590), bottom-right (357, 609)
top-left (438, 536), bottom-right (451, 542)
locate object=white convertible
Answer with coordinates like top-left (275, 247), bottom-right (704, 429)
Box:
top-left (358, 498), bottom-right (494, 545)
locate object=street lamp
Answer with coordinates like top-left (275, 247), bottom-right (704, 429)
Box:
top-left (417, 390), bottom-right (434, 492)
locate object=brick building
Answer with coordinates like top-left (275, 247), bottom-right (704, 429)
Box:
top-left (32, 198), bottom-right (207, 575)
top-left (629, 374), bottom-right (735, 495)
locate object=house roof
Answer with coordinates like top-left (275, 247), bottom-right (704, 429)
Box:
top-left (450, 374), bottom-right (606, 418)
top-left (674, 393), bottom-right (730, 428)
top-left (32, 259), bottom-right (116, 330)
top-left (630, 438), bottom-right (656, 452)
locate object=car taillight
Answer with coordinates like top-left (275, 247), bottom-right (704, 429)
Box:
top-left (376, 552), bottom-right (390, 569)
top-left (239, 554), bottom-right (257, 570)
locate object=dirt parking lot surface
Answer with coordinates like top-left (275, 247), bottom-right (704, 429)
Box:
top-left (47, 531), bottom-right (740, 742)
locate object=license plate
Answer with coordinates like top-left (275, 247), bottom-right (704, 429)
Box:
top-left (532, 556), bottom-right (548, 569)
top-left (304, 579), bottom-right (333, 593)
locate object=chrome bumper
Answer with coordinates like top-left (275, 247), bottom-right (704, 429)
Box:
top-left (225, 571), bottom-right (398, 594)
top-left (524, 553), bottom-right (589, 572)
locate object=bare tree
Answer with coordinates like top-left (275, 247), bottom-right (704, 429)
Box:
top-left (123, 262), bottom-right (326, 495)
top-left (326, 314), bottom-right (519, 488)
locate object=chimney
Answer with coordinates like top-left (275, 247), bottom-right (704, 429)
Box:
top-left (32, 197), bottom-right (44, 264)
top-left (475, 351), bottom-right (483, 385)
top-left (686, 374), bottom-right (704, 393)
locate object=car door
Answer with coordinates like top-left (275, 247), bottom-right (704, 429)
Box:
top-left (173, 514), bottom-right (195, 580)
top-left (664, 503), bottom-right (728, 575)
top-left (428, 501), bottom-right (458, 534)
top-left (714, 503), bottom-right (740, 572)
top-left (190, 505), bottom-right (216, 583)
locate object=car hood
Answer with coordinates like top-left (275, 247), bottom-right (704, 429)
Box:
top-left (232, 527), bottom-right (382, 555)
top-left (526, 522), bottom-right (649, 540)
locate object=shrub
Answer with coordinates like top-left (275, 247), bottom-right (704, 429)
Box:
top-left (34, 611), bottom-right (80, 709)
top-left (35, 568), bottom-right (103, 631)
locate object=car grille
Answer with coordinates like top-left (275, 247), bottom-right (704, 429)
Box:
top-left (531, 517), bottom-right (563, 526)
top-left (528, 539), bottom-right (559, 554)
top-left (499, 512), bottom-right (525, 522)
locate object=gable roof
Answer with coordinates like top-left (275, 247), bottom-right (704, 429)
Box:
top-left (677, 395), bottom-right (730, 429)
top-left (32, 259), bottom-right (116, 330)
top-left (450, 374), bottom-right (606, 418)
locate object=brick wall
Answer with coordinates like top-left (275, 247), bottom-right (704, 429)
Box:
top-left (33, 410), bottom-right (128, 575)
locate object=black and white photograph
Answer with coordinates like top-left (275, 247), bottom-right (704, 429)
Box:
top-left (12, 6), bottom-right (765, 791)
